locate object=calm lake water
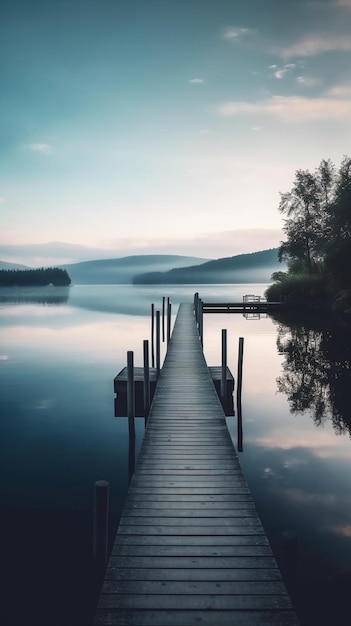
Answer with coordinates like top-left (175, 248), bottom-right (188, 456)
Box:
top-left (1, 284), bottom-right (351, 626)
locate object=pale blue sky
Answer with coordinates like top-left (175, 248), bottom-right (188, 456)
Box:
top-left (1, 0), bottom-right (350, 262)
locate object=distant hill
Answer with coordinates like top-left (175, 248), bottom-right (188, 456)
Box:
top-left (0, 260), bottom-right (30, 270)
top-left (133, 248), bottom-right (283, 284)
top-left (59, 255), bottom-right (210, 284)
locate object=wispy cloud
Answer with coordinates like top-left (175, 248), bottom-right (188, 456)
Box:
top-left (217, 85), bottom-right (351, 121)
top-left (0, 197), bottom-right (6, 204)
top-left (279, 34), bottom-right (351, 57)
top-left (336, 0), bottom-right (351, 7)
top-left (27, 143), bottom-right (53, 154)
top-left (270, 63), bottom-right (297, 79)
top-left (296, 75), bottom-right (321, 87)
top-left (222, 26), bottom-right (254, 41)
top-left (188, 78), bottom-right (204, 84)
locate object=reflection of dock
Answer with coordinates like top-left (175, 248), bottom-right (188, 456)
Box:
top-left (94, 303), bottom-right (299, 625)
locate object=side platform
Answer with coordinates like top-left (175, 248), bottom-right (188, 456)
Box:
top-left (94, 303), bottom-right (299, 625)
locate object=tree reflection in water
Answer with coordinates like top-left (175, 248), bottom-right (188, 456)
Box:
top-left (273, 314), bottom-right (351, 435)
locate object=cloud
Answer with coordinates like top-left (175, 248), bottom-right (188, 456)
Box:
top-left (296, 75), bottom-right (321, 87)
top-left (188, 78), bottom-right (204, 84)
top-left (0, 197), bottom-right (6, 204)
top-left (279, 34), bottom-right (351, 57)
top-left (217, 85), bottom-right (351, 121)
top-left (335, 0), bottom-right (351, 6)
top-left (222, 26), bottom-right (254, 41)
top-left (28, 143), bottom-right (53, 154)
top-left (271, 63), bottom-right (297, 79)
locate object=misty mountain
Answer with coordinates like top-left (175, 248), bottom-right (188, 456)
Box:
top-left (0, 241), bottom-right (122, 265)
top-left (133, 248), bottom-right (283, 284)
top-left (0, 260), bottom-right (30, 270)
top-left (59, 255), bottom-right (210, 284)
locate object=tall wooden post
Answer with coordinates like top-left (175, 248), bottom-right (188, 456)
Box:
top-left (236, 337), bottom-right (244, 452)
top-left (162, 296), bottom-right (165, 342)
top-left (151, 304), bottom-right (155, 368)
top-left (237, 337), bottom-right (244, 402)
top-left (167, 300), bottom-right (171, 345)
top-left (221, 329), bottom-right (227, 408)
top-left (143, 339), bottom-right (150, 417)
top-left (127, 350), bottom-right (135, 438)
top-left (156, 310), bottom-right (161, 377)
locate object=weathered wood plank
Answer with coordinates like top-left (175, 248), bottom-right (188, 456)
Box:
top-left (104, 567), bottom-right (281, 582)
top-left (111, 545), bottom-right (273, 557)
top-left (97, 594), bottom-right (293, 610)
top-left (107, 556), bottom-right (278, 568)
top-left (94, 610), bottom-right (299, 626)
top-left (112, 535), bottom-right (270, 547)
top-left (101, 580), bottom-right (288, 595)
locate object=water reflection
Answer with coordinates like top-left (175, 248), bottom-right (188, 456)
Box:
top-left (0, 285), bottom-right (70, 305)
top-left (273, 314), bottom-right (351, 435)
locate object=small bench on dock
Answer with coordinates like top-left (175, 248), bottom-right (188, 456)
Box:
top-left (94, 302), bottom-right (299, 626)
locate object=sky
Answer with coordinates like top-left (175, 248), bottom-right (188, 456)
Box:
top-left (1, 0), bottom-right (350, 264)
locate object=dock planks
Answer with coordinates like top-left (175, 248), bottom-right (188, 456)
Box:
top-left (94, 303), bottom-right (299, 625)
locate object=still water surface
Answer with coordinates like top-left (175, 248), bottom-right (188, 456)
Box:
top-left (1, 284), bottom-right (351, 625)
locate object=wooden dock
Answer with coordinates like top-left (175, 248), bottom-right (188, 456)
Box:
top-left (94, 303), bottom-right (299, 625)
top-left (202, 301), bottom-right (284, 314)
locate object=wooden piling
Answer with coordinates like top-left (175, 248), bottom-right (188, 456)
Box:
top-left (167, 300), bottom-right (171, 345)
top-left (143, 339), bottom-right (150, 417)
top-left (151, 304), bottom-right (155, 368)
top-left (162, 296), bottom-right (165, 342)
top-left (156, 310), bottom-right (161, 377)
top-left (127, 351), bottom-right (135, 438)
top-left (221, 329), bottom-right (227, 407)
top-left (93, 480), bottom-right (109, 567)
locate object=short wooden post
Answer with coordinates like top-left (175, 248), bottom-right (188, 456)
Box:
top-left (167, 301), bottom-right (171, 345)
top-left (127, 350), bottom-right (135, 438)
top-left (93, 480), bottom-right (110, 567)
top-left (143, 339), bottom-right (150, 416)
top-left (194, 292), bottom-right (199, 321)
top-left (151, 304), bottom-right (155, 368)
top-left (221, 329), bottom-right (227, 407)
top-left (156, 310), bottom-right (161, 376)
top-left (162, 296), bottom-right (165, 342)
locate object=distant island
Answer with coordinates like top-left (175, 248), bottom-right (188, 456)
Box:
top-left (0, 268), bottom-right (71, 287)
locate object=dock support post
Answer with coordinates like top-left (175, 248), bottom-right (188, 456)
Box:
top-left (143, 339), bottom-right (150, 417)
top-left (156, 310), bottom-right (161, 377)
top-left (221, 329), bottom-right (227, 408)
top-left (199, 299), bottom-right (203, 347)
top-left (151, 304), bottom-right (155, 368)
top-left (237, 337), bottom-right (244, 401)
top-left (93, 480), bottom-right (110, 568)
top-left (167, 300), bottom-right (171, 346)
top-left (127, 351), bottom-right (135, 438)
top-left (236, 337), bottom-right (244, 452)
top-left (194, 292), bottom-right (199, 322)
top-left (162, 296), bottom-right (165, 342)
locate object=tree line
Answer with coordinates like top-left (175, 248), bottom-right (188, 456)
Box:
top-left (0, 268), bottom-right (71, 286)
top-left (266, 155), bottom-right (351, 312)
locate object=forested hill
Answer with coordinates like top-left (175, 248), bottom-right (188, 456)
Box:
top-left (133, 248), bottom-right (281, 284)
top-left (0, 268), bottom-right (71, 286)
